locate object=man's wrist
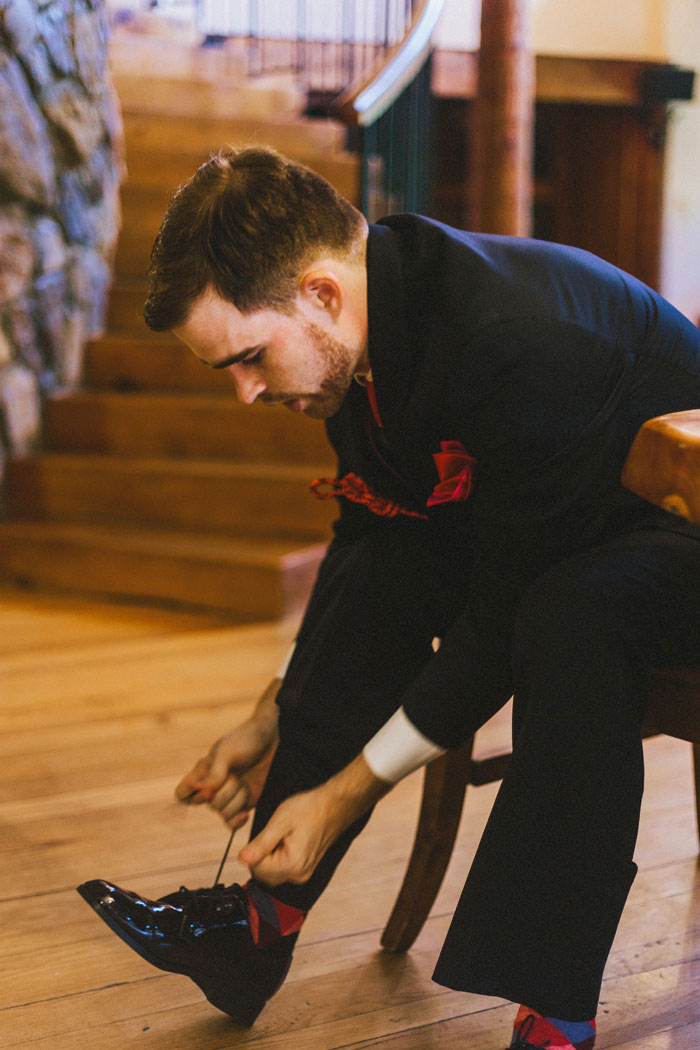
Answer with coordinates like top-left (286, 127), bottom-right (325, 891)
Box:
top-left (253, 679), bottom-right (281, 725)
top-left (325, 752), bottom-right (391, 829)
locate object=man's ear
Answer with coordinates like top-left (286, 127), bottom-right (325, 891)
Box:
top-left (298, 270), bottom-right (343, 318)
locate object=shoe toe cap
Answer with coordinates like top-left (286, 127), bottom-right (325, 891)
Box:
top-left (77, 880), bottom-right (155, 929)
top-left (77, 879), bottom-right (120, 909)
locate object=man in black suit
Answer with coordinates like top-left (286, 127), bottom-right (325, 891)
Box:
top-left (78, 147), bottom-right (700, 1050)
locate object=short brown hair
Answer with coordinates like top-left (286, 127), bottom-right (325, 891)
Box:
top-left (143, 146), bottom-right (365, 330)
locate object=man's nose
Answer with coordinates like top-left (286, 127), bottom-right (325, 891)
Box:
top-left (227, 366), bottom-right (266, 404)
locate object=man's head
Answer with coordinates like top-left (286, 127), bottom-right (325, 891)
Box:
top-left (145, 147), bottom-right (369, 418)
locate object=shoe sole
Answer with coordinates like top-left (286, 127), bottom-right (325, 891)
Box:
top-left (77, 884), bottom-right (268, 1026)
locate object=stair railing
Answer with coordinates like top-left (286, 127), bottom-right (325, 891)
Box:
top-left (140, 0), bottom-right (446, 219)
top-left (144, 2), bottom-right (423, 89)
top-left (334, 0), bottom-right (445, 218)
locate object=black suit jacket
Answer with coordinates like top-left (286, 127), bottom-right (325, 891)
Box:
top-left (318, 215), bottom-right (700, 747)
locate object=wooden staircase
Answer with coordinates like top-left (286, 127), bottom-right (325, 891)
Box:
top-left (0, 29), bottom-right (360, 619)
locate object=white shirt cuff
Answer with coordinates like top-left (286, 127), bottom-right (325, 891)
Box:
top-left (362, 707), bottom-right (445, 784)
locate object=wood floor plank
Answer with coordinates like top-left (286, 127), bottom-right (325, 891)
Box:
top-left (604, 1021), bottom-right (700, 1049)
top-left (1, 921), bottom-right (481, 1049)
top-left (0, 708), bottom-right (258, 801)
top-left (0, 623), bottom-right (295, 732)
top-left (2, 590), bottom-right (700, 1049)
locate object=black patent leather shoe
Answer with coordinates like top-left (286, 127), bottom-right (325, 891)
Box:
top-left (77, 879), bottom-right (294, 1025)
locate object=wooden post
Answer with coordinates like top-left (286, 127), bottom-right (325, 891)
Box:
top-left (473, 0), bottom-right (534, 236)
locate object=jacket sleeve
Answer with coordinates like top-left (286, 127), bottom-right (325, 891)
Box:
top-left (362, 318), bottom-right (635, 755)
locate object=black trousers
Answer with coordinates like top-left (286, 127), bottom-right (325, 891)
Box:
top-left (250, 519), bottom-right (700, 1020)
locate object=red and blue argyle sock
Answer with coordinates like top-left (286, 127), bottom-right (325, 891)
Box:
top-left (242, 880), bottom-right (306, 948)
top-left (513, 1004), bottom-right (596, 1050)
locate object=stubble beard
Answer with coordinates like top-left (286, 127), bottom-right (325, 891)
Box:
top-left (297, 320), bottom-right (360, 420)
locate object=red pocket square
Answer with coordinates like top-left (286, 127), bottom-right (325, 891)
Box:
top-left (427, 441), bottom-right (476, 507)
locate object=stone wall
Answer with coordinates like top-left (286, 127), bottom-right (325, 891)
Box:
top-left (0, 0), bottom-right (122, 472)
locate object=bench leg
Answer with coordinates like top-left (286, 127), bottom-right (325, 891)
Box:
top-left (381, 738), bottom-right (474, 953)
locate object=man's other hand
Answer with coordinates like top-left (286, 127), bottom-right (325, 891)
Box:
top-left (175, 679), bottom-right (280, 830)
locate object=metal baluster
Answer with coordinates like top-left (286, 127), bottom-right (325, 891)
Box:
top-left (248, 0), bottom-right (258, 75)
top-left (325, 1), bottom-right (333, 94)
top-left (341, 0), bottom-right (350, 92)
top-left (351, 0), bottom-right (355, 73)
top-left (295, 0), bottom-right (306, 80)
top-left (260, 0), bottom-right (266, 74)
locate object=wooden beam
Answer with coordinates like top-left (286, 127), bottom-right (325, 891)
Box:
top-left (434, 52), bottom-right (682, 107)
top-left (473, 0), bottom-right (535, 236)
top-left (536, 55), bottom-right (647, 105)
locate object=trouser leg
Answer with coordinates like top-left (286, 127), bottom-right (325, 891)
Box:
top-left (433, 527), bottom-right (700, 1019)
top-left (250, 519), bottom-right (473, 911)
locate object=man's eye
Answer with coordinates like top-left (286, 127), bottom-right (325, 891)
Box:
top-left (241, 348), bottom-right (264, 367)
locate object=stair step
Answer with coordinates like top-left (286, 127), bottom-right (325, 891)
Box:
top-left (0, 520), bottom-right (326, 618)
top-left (122, 147), bottom-right (360, 202)
top-left (45, 390), bottom-right (333, 463)
top-left (120, 183), bottom-right (175, 226)
top-left (123, 109), bottom-right (347, 163)
top-left (106, 280), bottom-right (149, 330)
top-left (83, 334), bottom-right (231, 392)
top-left (109, 24), bottom-right (274, 85)
top-left (113, 69), bottom-right (306, 122)
top-left (114, 232), bottom-right (151, 277)
top-left (6, 454), bottom-right (336, 540)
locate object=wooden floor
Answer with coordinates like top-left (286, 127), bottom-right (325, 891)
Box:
top-left (2, 586), bottom-right (700, 1050)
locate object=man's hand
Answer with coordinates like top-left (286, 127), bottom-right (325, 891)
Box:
top-left (238, 753), bottom-right (391, 885)
top-left (175, 679), bottom-right (280, 830)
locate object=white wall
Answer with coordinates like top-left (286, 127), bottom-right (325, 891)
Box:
top-left (659, 0), bottom-right (700, 322)
top-left (433, 0), bottom-right (481, 51)
top-left (531, 0), bottom-right (668, 58)
top-left (434, 0), bottom-right (669, 56)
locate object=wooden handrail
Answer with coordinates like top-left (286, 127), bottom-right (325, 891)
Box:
top-left (622, 409), bottom-right (700, 526)
top-left (335, 0), bottom-right (446, 127)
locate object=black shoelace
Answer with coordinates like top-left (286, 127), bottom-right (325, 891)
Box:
top-left (213, 825), bottom-right (236, 885)
top-left (509, 1014), bottom-right (551, 1050)
top-left (175, 826), bottom-right (243, 936)
top-left (176, 882), bottom-right (249, 937)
